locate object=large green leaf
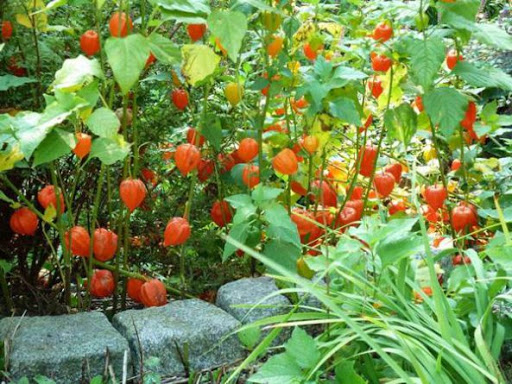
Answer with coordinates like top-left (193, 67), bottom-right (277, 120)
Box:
top-left (329, 97), bottom-right (361, 126)
top-left (263, 239), bottom-right (301, 274)
top-left (376, 232), bottom-right (424, 268)
top-left (207, 10), bottom-right (247, 62)
top-left (406, 37), bottom-right (445, 91)
top-left (285, 328), bottom-right (320, 370)
top-left (52, 55), bottom-right (103, 92)
top-left (248, 353), bottom-right (302, 384)
top-left (105, 34), bottom-right (150, 95)
top-left (201, 114), bottom-right (222, 150)
top-left (232, 0), bottom-right (275, 12)
top-left (156, 0), bottom-right (210, 23)
top-left (15, 95), bottom-right (87, 159)
top-left (181, 44), bottom-right (220, 86)
top-left (86, 108), bottom-right (120, 138)
top-left (252, 186), bottom-right (283, 204)
top-left (438, 0), bottom-right (479, 25)
top-left (473, 24), bottom-right (512, 51)
top-left (264, 203), bottom-right (300, 245)
top-left (90, 135), bottom-right (130, 165)
top-left (335, 361), bottom-right (366, 384)
top-left (452, 61), bottom-right (512, 91)
top-left (223, 221), bottom-right (250, 261)
top-left (0, 75), bottom-right (37, 91)
top-left (424, 87), bottom-right (468, 137)
top-left (147, 33), bottom-right (181, 65)
top-left (385, 103), bottom-right (418, 148)
top-left (33, 128), bottom-right (75, 167)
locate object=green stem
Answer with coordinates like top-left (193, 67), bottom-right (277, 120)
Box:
top-left (430, 121), bottom-right (457, 240)
top-left (86, 164), bottom-right (105, 308)
top-left (92, 260), bottom-right (194, 298)
top-left (0, 268), bottom-right (13, 314)
top-left (0, 175), bottom-right (58, 230)
top-left (49, 163), bottom-right (71, 307)
top-left (362, 65), bottom-right (394, 210)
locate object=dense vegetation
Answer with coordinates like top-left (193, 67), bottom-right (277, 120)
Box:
top-left (1, 0), bottom-right (512, 382)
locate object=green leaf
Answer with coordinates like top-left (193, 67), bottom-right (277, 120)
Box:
top-left (264, 203), bottom-right (300, 246)
top-left (86, 108), bottom-right (120, 138)
top-left (335, 361), bottom-right (366, 384)
top-left (34, 376), bottom-right (56, 384)
top-left (223, 221), bottom-right (251, 261)
top-left (452, 61), bottom-right (512, 91)
top-left (473, 24), bottom-right (512, 51)
top-left (263, 239), bottom-right (301, 274)
top-left (406, 37), bottom-right (445, 91)
top-left (14, 95), bottom-right (86, 159)
top-left (207, 10), bottom-right (247, 62)
top-left (0, 260), bottom-right (13, 273)
top-left (147, 33), bottom-right (181, 65)
top-left (105, 34), bottom-right (150, 95)
top-left (285, 328), bottom-right (320, 370)
top-left (89, 376), bottom-right (103, 384)
top-left (385, 103), bottom-right (418, 148)
top-left (332, 65), bottom-right (368, 82)
top-left (52, 55), bottom-right (103, 92)
top-left (181, 45), bottom-right (220, 86)
top-left (438, 0), bottom-right (479, 25)
top-left (376, 233), bottom-right (423, 268)
top-left (485, 233), bottom-right (512, 268)
top-left (424, 87), bottom-right (468, 137)
top-left (33, 129), bottom-right (75, 166)
top-left (90, 135), bottom-right (130, 165)
top-left (232, 0), bottom-right (276, 12)
top-left (252, 185), bottom-right (283, 204)
top-left (248, 353), bottom-right (302, 384)
top-left (238, 326), bottom-right (261, 350)
top-left (224, 194), bottom-right (253, 209)
top-left (156, 0), bottom-right (210, 23)
top-left (201, 114), bottom-right (222, 150)
top-left (76, 80), bottom-right (100, 108)
top-left (0, 75), bottom-right (37, 91)
top-left (329, 97), bottom-right (361, 126)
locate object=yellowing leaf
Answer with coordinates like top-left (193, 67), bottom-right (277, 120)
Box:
top-left (0, 145), bottom-right (24, 172)
top-left (378, 63), bottom-right (408, 110)
top-left (181, 44), bottom-right (220, 86)
top-left (318, 23), bottom-right (343, 38)
top-left (43, 204), bottom-right (56, 223)
top-left (293, 20), bottom-right (316, 44)
top-left (15, 0), bottom-right (48, 31)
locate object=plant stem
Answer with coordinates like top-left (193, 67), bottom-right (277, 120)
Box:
top-left (86, 164), bottom-right (105, 308)
top-left (363, 66), bottom-right (394, 209)
top-left (92, 260), bottom-right (194, 298)
top-left (0, 175), bottom-right (58, 230)
top-left (49, 163), bottom-right (71, 307)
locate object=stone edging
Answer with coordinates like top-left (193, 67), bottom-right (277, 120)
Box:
top-left (0, 277), bottom-right (293, 383)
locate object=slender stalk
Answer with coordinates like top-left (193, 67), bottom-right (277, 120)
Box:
top-left (86, 164), bottom-right (105, 308)
top-left (0, 268), bottom-right (13, 313)
top-left (27, 0), bottom-right (42, 108)
top-left (49, 163), bottom-right (71, 307)
top-left (430, 122), bottom-right (457, 240)
top-left (362, 65), bottom-right (394, 209)
top-left (0, 175), bottom-right (58, 230)
top-left (92, 260), bottom-right (194, 298)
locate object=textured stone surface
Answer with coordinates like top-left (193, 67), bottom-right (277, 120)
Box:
top-left (0, 312), bottom-right (131, 383)
top-left (112, 299), bottom-right (244, 376)
top-left (216, 277), bottom-right (291, 343)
